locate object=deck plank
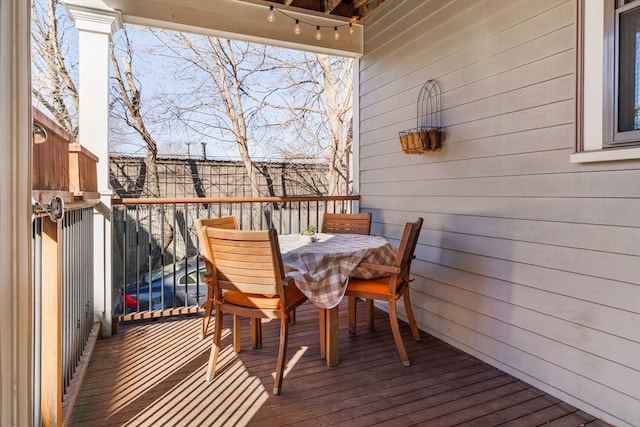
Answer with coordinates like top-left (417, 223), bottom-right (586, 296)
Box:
top-left (68, 299), bottom-right (611, 426)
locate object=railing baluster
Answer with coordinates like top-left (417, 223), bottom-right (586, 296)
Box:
top-left (147, 204), bottom-right (153, 311)
top-left (37, 205), bottom-right (95, 422)
top-left (172, 203), bottom-right (178, 308)
top-left (62, 212), bottom-right (69, 390)
top-left (122, 209), bottom-right (128, 315)
top-left (183, 203), bottom-right (189, 307)
top-left (135, 206), bottom-right (141, 312)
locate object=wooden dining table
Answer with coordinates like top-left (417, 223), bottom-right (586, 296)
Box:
top-left (278, 232), bottom-right (396, 366)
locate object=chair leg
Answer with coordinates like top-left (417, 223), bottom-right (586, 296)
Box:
top-left (348, 296), bottom-right (356, 334)
top-left (206, 305), bottom-right (223, 381)
top-left (273, 316), bottom-right (289, 395)
top-left (366, 299), bottom-right (375, 331)
top-left (388, 299), bottom-right (410, 366)
top-left (402, 287), bottom-right (421, 341)
top-left (233, 315), bottom-right (241, 353)
top-left (200, 299), bottom-right (213, 339)
top-left (251, 318), bottom-right (262, 349)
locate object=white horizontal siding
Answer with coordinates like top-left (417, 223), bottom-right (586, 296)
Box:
top-left (359, 0), bottom-right (640, 426)
top-left (411, 280), bottom-right (639, 396)
top-left (365, 194), bottom-right (640, 227)
top-left (363, 124), bottom-right (575, 161)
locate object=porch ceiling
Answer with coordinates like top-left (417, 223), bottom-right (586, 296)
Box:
top-left (66, 0), bottom-right (377, 57)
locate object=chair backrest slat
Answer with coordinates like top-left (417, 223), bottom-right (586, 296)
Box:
top-left (196, 216), bottom-right (239, 265)
top-left (321, 213), bottom-right (372, 235)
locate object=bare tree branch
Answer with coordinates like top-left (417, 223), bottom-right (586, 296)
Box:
top-left (31, 0), bottom-right (78, 141)
top-left (110, 27), bottom-right (174, 264)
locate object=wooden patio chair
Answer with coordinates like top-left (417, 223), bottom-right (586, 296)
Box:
top-left (345, 217), bottom-right (423, 366)
top-left (196, 216), bottom-right (262, 348)
top-left (321, 212), bottom-right (372, 235)
top-left (200, 227), bottom-right (308, 395)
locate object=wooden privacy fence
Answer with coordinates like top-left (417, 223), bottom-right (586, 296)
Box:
top-left (109, 154), bottom-right (330, 199)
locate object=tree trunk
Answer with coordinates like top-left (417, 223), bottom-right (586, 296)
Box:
top-left (110, 29), bottom-right (173, 268)
top-left (317, 54), bottom-right (351, 196)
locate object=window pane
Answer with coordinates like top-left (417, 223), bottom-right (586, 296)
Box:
top-left (618, 6), bottom-right (640, 131)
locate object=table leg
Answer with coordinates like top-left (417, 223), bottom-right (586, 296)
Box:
top-left (319, 308), bottom-right (326, 359)
top-left (324, 306), bottom-right (339, 367)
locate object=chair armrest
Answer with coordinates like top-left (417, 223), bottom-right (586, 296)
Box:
top-left (357, 262), bottom-right (401, 274)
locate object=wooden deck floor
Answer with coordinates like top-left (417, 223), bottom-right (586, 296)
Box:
top-left (69, 300), bottom-right (610, 426)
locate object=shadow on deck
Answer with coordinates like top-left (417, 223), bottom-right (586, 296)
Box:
top-left (69, 300), bottom-right (610, 426)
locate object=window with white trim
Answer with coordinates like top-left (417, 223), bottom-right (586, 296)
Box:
top-left (573, 0), bottom-right (640, 162)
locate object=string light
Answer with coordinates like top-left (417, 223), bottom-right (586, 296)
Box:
top-left (267, 5), bottom-right (276, 22)
top-left (265, 4), bottom-right (358, 41)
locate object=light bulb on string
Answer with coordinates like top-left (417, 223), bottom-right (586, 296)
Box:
top-left (349, 22), bottom-right (354, 35)
top-left (315, 26), bottom-right (322, 40)
top-left (294, 19), bottom-right (301, 34)
top-left (334, 27), bottom-right (340, 40)
top-left (267, 5), bottom-right (275, 22)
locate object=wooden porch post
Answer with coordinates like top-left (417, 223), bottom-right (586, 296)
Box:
top-left (0, 0), bottom-right (34, 425)
top-left (40, 219), bottom-right (63, 426)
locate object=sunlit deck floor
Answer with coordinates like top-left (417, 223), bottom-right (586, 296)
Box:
top-left (69, 300), bottom-right (610, 426)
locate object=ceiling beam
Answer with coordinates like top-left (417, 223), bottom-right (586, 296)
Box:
top-left (324, 0), bottom-right (341, 14)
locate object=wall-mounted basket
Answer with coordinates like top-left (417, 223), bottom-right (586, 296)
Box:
top-left (399, 79), bottom-right (443, 154)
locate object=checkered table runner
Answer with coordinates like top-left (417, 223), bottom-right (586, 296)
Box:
top-left (279, 233), bottom-right (397, 309)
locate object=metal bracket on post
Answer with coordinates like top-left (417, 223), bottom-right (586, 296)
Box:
top-left (32, 195), bottom-right (65, 222)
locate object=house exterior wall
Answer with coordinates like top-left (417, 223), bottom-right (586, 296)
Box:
top-left (358, 1), bottom-right (639, 426)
